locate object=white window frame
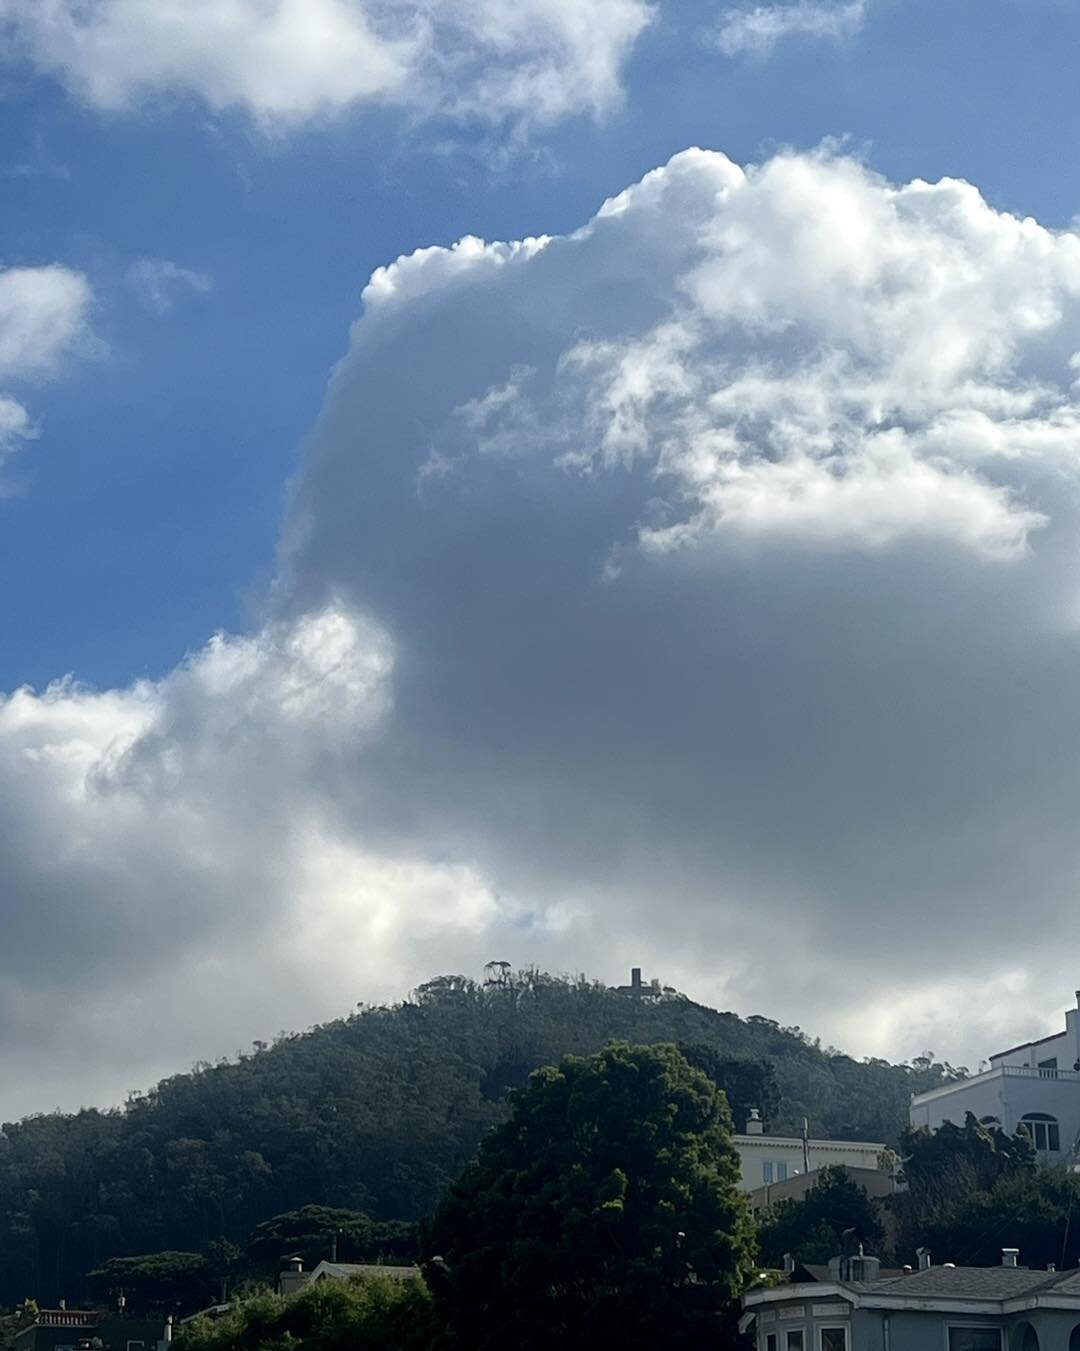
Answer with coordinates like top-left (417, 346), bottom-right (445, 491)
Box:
top-left (943, 1323), bottom-right (1003, 1351)
top-left (777, 1161), bottom-right (789, 1181)
top-left (763, 1160), bottom-right (775, 1184)
top-left (785, 1330), bottom-right (805, 1351)
top-left (817, 1328), bottom-right (848, 1351)
top-left (1019, 1114), bottom-right (1060, 1152)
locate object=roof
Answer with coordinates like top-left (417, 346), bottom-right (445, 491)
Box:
top-left (860, 1267), bottom-right (1062, 1300)
top-left (990, 1030), bottom-right (1061, 1061)
top-left (311, 1262), bottom-right (418, 1281)
top-left (731, 1133), bottom-right (884, 1151)
top-left (794, 1264), bottom-right (905, 1284)
top-left (769, 1263), bottom-right (1080, 1305)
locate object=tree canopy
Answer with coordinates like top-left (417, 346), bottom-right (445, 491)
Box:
top-left (756, 1166), bottom-right (885, 1267)
top-left (0, 969), bottom-right (961, 1306)
top-left (425, 1041), bottom-right (755, 1351)
top-left (245, 1206), bottom-right (416, 1275)
top-left (85, 1251), bottom-right (214, 1313)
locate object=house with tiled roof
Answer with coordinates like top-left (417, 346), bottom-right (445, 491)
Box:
top-left (741, 1248), bottom-right (1080, 1350)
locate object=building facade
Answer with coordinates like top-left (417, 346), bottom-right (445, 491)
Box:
top-left (747, 1164), bottom-right (896, 1212)
top-left (732, 1110), bottom-right (887, 1193)
top-left (14, 1311), bottom-right (171, 1351)
top-left (741, 1255), bottom-right (1080, 1351)
top-left (910, 993), bottom-right (1080, 1164)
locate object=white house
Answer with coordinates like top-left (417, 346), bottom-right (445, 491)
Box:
top-left (732, 1110), bottom-right (887, 1192)
top-left (910, 992), bottom-right (1080, 1163)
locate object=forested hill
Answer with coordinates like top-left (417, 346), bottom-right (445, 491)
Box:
top-left (0, 971), bottom-right (962, 1305)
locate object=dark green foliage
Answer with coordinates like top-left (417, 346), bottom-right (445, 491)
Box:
top-left (425, 1042), bottom-right (755, 1351)
top-left (177, 1275), bottom-right (435, 1351)
top-left (0, 970), bottom-right (959, 1306)
top-left (756, 1167), bottom-right (885, 1267)
top-left (245, 1207), bottom-right (417, 1274)
top-left (899, 1112), bottom-right (1036, 1199)
top-left (904, 1166), bottom-right (1080, 1269)
top-left (678, 1044), bottom-right (781, 1130)
top-left (890, 1112), bottom-right (1038, 1264)
top-left (85, 1251), bottom-right (213, 1313)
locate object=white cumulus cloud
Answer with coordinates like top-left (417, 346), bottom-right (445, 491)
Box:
top-left (0, 604), bottom-right (507, 1116)
top-left (0, 0), bottom-right (653, 132)
top-left (714, 0), bottom-right (867, 57)
top-left (0, 263), bottom-right (91, 377)
top-left (14, 148), bottom-right (1080, 1115)
top-left (0, 262), bottom-right (91, 470)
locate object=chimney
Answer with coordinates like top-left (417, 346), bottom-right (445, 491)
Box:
top-left (279, 1256), bottom-right (307, 1298)
top-left (1075, 990), bottom-right (1080, 1009)
top-left (745, 1108), bottom-right (764, 1136)
top-left (783, 1253), bottom-right (795, 1276)
top-left (1002, 1249), bottom-right (1019, 1268)
top-left (916, 1248), bottom-right (931, 1272)
top-left (59, 1301), bottom-right (66, 1312)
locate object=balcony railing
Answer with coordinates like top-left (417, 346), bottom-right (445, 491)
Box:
top-left (1000, 1066), bottom-right (1080, 1081)
top-left (912, 1063), bottom-right (1080, 1106)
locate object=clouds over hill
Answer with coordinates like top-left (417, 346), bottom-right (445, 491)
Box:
top-left (5, 147), bottom-right (1080, 1115)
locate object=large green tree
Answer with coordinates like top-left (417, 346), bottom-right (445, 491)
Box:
top-left (424, 1041), bottom-right (754, 1351)
top-left (84, 1251), bottom-right (214, 1313)
top-left (245, 1206), bottom-right (416, 1274)
top-left (757, 1166), bottom-right (885, 1267)
top-left (890, 1112), bottom-right (1036, 1262)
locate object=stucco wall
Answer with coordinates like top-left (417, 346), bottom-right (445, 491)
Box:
top-left (910, 1071), bottom-right (1080, 1162)
top-left (733, 1135), bottom-right (884, 1191)
top-left (753, 1304), bottom-right (1080, 1351)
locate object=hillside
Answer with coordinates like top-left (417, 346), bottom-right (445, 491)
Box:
top-left (0, 970), bottom-right (961, 1305)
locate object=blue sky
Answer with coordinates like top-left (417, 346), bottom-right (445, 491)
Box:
top-left (5, 0), bottom-right (1080, 1115)
top-left (5, 0), bottom-right (1080, 692)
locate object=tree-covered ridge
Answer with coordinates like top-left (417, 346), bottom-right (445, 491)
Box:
top-left (0, 970), bottom-right (961, 1306)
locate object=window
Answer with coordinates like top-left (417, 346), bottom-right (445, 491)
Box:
top-left (777, 1162), bottom-right (789, 1181)
top-left (766, 1336), bottom-right (777, 1351)
top-left (1019, 1113), bottom-right (1060, 1152)
top-left (947, 1328), bottom-right (1002, 1351)
top-left (763, 1161), bottom-right (774, 1184)
top-left (820, 1330), bottom-right (847, 1351)
top-left (786, 1332), bottom-right (804, 1351)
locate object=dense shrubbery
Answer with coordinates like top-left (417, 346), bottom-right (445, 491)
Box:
top-left (178, 1276), bottom-right (436, 1351)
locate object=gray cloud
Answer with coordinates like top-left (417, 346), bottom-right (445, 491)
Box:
top-left (7, 147), bottom-right (1080, 1117)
